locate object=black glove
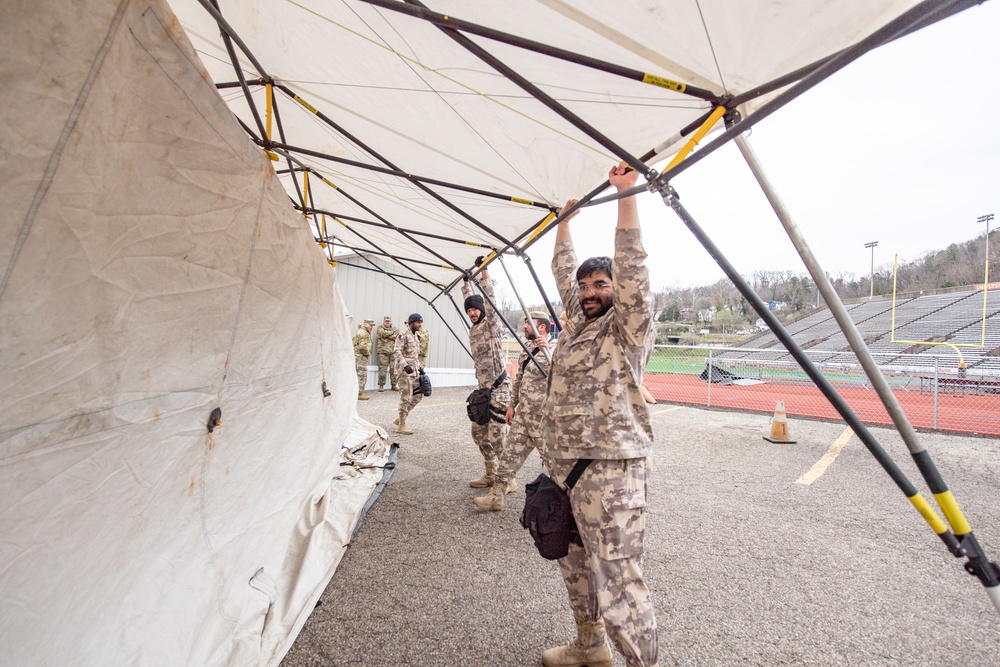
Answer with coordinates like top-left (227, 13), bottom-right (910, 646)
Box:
top-left (419, 367), bottom-right (425, 374)
top-left (474, 255), bottom-right (484, 267)
top-left (404, 365), bottom-right (414, 374)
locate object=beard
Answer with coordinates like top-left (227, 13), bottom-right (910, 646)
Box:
top-left (580, 294), bottom-right (612, 319)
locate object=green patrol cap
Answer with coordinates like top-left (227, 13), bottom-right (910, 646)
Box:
top-left (363, 319), bottom-right (375, 325)
top-left (383, 315), bottom-right (392, 320)
top-left (526, 311), bottom-right (550, 321)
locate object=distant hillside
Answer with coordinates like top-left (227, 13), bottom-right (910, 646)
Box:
top-left (653, 229), bottom-right (997, 329)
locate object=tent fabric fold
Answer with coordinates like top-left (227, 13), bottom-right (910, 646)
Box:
top-left (1, 1), bottom-right (385, 664)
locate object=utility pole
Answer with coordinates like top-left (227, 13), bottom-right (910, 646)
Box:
top-left (864, 241), bottom-right (879, 299)
top-left (980, 214), bottom-right (994, 283)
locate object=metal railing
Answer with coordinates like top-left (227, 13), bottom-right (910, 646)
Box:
top-left (645, 345), bottom-right (1000, 437)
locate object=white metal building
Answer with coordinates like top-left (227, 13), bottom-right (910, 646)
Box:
top-left (336, 254), bottom-right (476, 389)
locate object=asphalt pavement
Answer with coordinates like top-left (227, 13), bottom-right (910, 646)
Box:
top-left (281, 387), bottom-right (1000, 666)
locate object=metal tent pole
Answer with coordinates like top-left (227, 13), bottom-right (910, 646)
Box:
top-left (466, 273), bottom-right (548, 377)
top-left (732, 132), bottom-right (1000, 613)
top-left (496, 254), bottom-right (551, 366)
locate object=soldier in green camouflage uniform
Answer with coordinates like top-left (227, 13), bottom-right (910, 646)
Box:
top-left (462, 264), bottom-right (510, 488)
top-left (392, 313), bottom-right (424, 435)
top-left (473, 312), bottom-right (552, 510)
top-left (375, 315), bottom-right (399, 392)
top-left (352, 319), bottom-right (375, 399)
top-left (539, 164), bottom-right (659, 667)
top-left (417, 327), bottom-right (429, 369)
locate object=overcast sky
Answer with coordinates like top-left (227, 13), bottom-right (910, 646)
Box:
top-left (490, 1), bottom-right (1000, 308)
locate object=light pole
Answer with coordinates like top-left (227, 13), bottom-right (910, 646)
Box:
top-left (980, 214), bottom-right (994, 284)
top-left (864, 241), bottom-right (879, 298)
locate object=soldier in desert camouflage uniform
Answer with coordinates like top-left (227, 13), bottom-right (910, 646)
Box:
top-left (473, 312), bottom-right (552, 511)
top-left (392, 313), bottom-right (424, 435)
top-left (375, 315), bottom-right (399, 392)
top-left (417, 327), bottom-right (429, 369)
top-left (352, 319), bottom-right (375, 400)
top-left (539, 164), bottom-right (659, 667)
top-left (462, 262), bottom-right (511, 488)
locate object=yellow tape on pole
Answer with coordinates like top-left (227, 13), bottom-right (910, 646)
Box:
top-left (302, 171), bottom-right (310, 215)
top-left (908, 493), bottom-right (950, 535)
top-left (663, 105), bottom-right (726, 172)
top-left (934, 490), bottom-right (973, 536)
top-left (265, 83), bottom-right (273, 141)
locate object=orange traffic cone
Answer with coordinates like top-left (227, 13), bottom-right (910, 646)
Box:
top-left (763, 400), bottom-right (796, 443)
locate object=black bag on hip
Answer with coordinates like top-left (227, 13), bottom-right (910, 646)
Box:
top-left (520, 459), bottom-right (593, 560)
top-left (465, 370), bottom-right (507, 425)
top-left (417, 369), bottom-right (432, 397)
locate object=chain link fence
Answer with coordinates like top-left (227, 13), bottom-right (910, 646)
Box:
top-left (644, 345), bottom-right (1000, 437)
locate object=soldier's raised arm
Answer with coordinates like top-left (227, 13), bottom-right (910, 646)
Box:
top-left (608, 163), bottom-right (655, 349)
top-left (551, 199), bottom-right (582, 326)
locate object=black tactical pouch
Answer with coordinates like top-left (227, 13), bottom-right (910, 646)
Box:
top-left (520, 459), bottom-right (593, 560)
top-left (418, 369), bottom-right (432, 397)
top-left (465, 370), bottom-right (507, 424)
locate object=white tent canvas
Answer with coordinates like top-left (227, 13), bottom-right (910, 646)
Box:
top-left (1, 1), bottom-right (387, 664)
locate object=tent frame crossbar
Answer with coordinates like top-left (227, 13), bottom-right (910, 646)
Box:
top-left (326, 240), bottom-right (455, 272)
top-left (356, 0), bottom-right (721, 104)
top-left (271, 84), bottom-right (517, 247)
top-left (297, 204), bottom-right (491, 249)
top-left (268, 137), bottom-right (553, 211)
top-left (276, 154), bottom-right (473, 276)
top-left (203, 0), bottom-right (268, 141)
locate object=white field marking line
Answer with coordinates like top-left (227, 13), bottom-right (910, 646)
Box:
top-left (650, 406), bottom-right (686, 416)
top-left (796, 426), bottom-right (855, 486)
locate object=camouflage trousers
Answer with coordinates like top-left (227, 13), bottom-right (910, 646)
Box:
top-left (355, 354), bottom-right (369, 393)
top-left (470, 384), bottom-right (510, 467)
top-left (397, 371), bottom-right (423, 420)
top-left (494, 412), bottom-right (544, 485)
top-left (546, 457), bottom-right (657, 667)
top-left (377, 353), bottom-right (397, 388)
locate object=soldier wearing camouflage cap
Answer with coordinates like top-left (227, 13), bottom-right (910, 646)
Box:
top-left (375, 315), bottom-right (399, 392)
top-left (352, 319), bottom-right (375, 400)
top-left (392, 313), bottom-right (424, 435)
top-left (473, 311), bottom-right (552, 511)
top-left (462, 260), bottom-right (511, 489)
top-left (539, 164), bottom-right (659, 667)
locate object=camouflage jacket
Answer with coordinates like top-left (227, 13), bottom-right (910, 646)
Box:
top-left (376, 324), bottom-right (398, 355)
top-left (393, 328), bottom-right (421, 375)
top-left (417, 328), bottom-right (429, 358)
top-left (352, 326), bottom-right (372, 358)
top-left (462, 275), bottom-right (510, 391)
top-left (541, 228), bottom-right (655, 460)
top-left (511, 335), bottom-right (552, 426)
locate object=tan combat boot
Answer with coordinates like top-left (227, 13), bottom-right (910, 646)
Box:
top-left (396, 419), bottom-right (413, 435)
top-left (472, 481), bottom-right (506, 511)
top-left (358, 393), bottom-right (370, 401)
top-left (378, 385), bottom-right (385, 393)
top-left (506, 478), bottom-right (518, 493)
top-left (468, 461), bottom-right (496, 488)
top-left (541, 620), bottom-right (613, 667)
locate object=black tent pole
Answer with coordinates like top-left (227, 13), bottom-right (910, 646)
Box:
top-left (269, 90), bottom-right (308, 213)
top-left (444, 292), bottom-right (471, 332)
top-left (407, 0), bottom-right (652, 179)
top-left (657, 183), bottom-right (963, 555)
top-left (334, 259), bottom-right (434, 285)
top-left (274, 86), bottom-right (516, 246)
top-left (467, 273), bottom-right (547, 377)
top-left (336, 257), bottom-right (473, 359)
top-left (359, 0), bottom-right (720, 102)
top-left (206, 0), bottom-right (268, 141)
top-left (301, 205), bottom-right (491, 249)
top-left (271, 136), bottom-right (553, 211)
top-left (520, 253), bottom-right (562, 334)
top-left (326, 241), bottom-right (457, 272)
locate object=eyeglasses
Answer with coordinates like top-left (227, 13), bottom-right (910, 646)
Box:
top-left (577, 280), bottom-right (611, 295)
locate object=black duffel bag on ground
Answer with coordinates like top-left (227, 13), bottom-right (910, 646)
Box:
top-left (466, 370), bottom-right (507, 425)
top-left (520, 459), bottom-right (593, 560)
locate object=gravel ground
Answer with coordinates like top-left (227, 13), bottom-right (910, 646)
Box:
top-left (281, 387), bottom-right (1000, 667)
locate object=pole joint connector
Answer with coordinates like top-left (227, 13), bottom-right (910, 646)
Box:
top-left (956, 533), bottom-right (1000, 588)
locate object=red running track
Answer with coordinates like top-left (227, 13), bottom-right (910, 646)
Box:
top-left (644, 373), bottom-right (1000, 437)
